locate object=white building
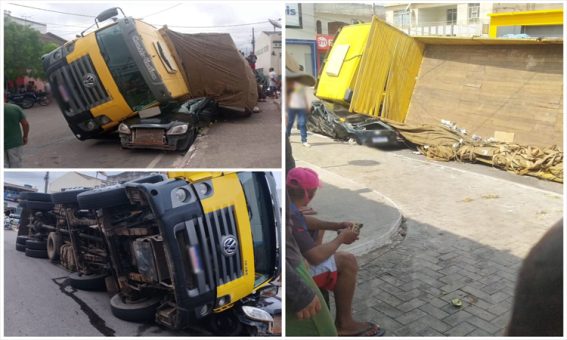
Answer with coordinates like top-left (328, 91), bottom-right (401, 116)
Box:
top-left (48, 172), bottom-right (107, 193)
top-left (4, 11), bottom-right (47, 33)
top-left (384, 3), bottom-right (563, 37)
top-left (286, 3), bottom-right (383, 78)
top-left (255, 31), bottom-right (282, 77)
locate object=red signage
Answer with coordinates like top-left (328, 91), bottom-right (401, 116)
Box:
top-left (316, 34), bottom-right (334, 51)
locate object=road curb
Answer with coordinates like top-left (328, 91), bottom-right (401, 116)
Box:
top-left (296, 160), bottom-right (404, 257)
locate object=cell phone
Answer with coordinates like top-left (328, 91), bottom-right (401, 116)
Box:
top-left (351, 223), bottom-right (363, 235)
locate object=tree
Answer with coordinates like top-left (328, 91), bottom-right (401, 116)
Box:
top-left (4, 20), bottom-right (59, 83)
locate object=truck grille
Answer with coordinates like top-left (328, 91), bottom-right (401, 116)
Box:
top-left (198, 206), bottom-right (243, 286)
top-left (49, 55), bottom-right (110, 115)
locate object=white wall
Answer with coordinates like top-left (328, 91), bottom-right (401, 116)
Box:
top-left (48, 173), bottom-right (104, 193)
top-left (256, 32), bottom-right (282, 76)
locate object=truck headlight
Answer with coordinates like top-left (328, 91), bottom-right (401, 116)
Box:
top-left (85, 120), bottom-right (97, 131)
top-left (118, 123), bottom-right (131, 135)
top-left (97, 115), bottom-right (111, 126)
top-left (241, 306), bottom-right (273, 323)
top-left (166, 124), bottom-right (188, 135)
top-left (216, 295), bottom-right (231, 307)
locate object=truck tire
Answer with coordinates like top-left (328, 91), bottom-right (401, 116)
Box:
top-left (68, 272), bottom-right (108, 291)
top-left (25, 248), bottom-right (48, 258)
top-left (16, 243), bottom-right (26, 252)
top-left (110, 294), bottom-right (161, 322)
top-left (26, 239), bottom-right (47, 250)
top-left (47, 232), bottom-right (63, 262)
top-left (20, 200), bottom-right (54, 211)
top-left (51, 189), bottom-right (89, 205)
top-left (208, 309), bottom-right (243, 336)
top-left (16, 235), bottom-right (29, 245)
top-left (77, 185), bottom-right (129, 209)
top-left (19, 192), bottom-right (52, 202)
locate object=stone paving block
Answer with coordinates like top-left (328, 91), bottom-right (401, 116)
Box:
top-left (355, 308), bottom-right (403, 333)
top-left (439, 251), bottom-right (460, 261)
top-left (483, 281), bottom-right (509, 295)
top-left (440, 282), bottom-right (467, 294)
top-left (490, 291), bottom-right (512, 304)
top-left (394, 317), bottom-right (430, 336)
top-left (426, 295), bottom-right (449, 309)
top-left (447, 322), bottom-right (477, 336)
top-left (397, 298), bottom-right (427, 313)
top-left (396, 308), bottom-right (428, 325)
top-left (467, 327), bottom-right (494, 336)
top-left (487, 301), bottom-right (512, 316)
top-left (417, 327), bottom-right (445, 336)
top-left (372, 289), bottom-right (404, 307)
top-left (465, 305), bottom-right (497, 322)
top-left (420, 315), bottom-right (451, 333)
top-left (461, 285), bottom-right (494, 302)
top-left (491, 311), bottom-right (512, 329)
top-left (371, 299), bottom-right (404, 318)
top-left (418, 303), bottom-right (450, 320)
top-left (442, 309), bottom-right (474, 327)
top-left (467, 316), bottom-right (501, 334)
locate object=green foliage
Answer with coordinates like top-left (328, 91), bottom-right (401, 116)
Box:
top-left (4, 20), bottom-right (58, 82)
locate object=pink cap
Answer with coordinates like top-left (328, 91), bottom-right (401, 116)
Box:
top-left (286, 167), bottom-right (321, 190)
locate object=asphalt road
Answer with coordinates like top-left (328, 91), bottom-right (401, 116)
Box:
top-left (18, 100), bottom-right (281, 168)
top-left (3, 230), bottom-right (204, 336)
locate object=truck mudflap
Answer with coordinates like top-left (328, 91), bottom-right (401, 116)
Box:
top-left (308, 101), bottom-right (405, 148)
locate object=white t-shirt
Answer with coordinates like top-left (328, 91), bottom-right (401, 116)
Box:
top-left (269, 71), bottom-right (277, 87)
top-left (289, 86), bottom-right (307, 109)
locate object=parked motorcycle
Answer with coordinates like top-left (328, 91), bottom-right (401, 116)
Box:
top-left (35, 91), bottom-right (50, 106)
top-left (8, 92), bottom-right (36, 109)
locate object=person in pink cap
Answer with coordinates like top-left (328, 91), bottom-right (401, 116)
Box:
top-left (287, 167), bottom-right (385, 336)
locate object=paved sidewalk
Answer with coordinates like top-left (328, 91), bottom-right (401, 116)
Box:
top-left (290, 132), bottom-right (563, 336)
top-left (300, 161), bottom-right (403, 256)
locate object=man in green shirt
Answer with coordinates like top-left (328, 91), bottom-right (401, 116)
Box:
top-left (4, 103), bottom-right (30, 168)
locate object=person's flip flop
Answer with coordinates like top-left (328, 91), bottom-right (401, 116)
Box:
top-left (339, 322), bottom-right (385, 336)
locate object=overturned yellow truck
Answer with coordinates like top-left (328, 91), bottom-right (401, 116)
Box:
top-left (312, 17), bottom-right (563, 182)
top-left (42, 8), bottom-right (257, 150)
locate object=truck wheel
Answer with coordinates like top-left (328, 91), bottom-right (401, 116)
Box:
top-left (26, 239), bottom-right (47, 250)
top-left (16, 243), bottom-right (26, 252)
top-left (68, 272), bottom-right (108, 291)
top-left (208, 309), bottom-right (243, 336)
top-left (47, 232), bottom-right (63, 262)
top-left (77, 185), bottom-right (130, 209)
top-left (16, 235), bottom-right (29, 245)
top-left (19, 192), bottom-right (52, 202)
top-left (25, 248), bottom-right (48, 258)
top-left (51, 189), bottom-right (89, 205)
top-left (19, 200), bottom-right (54, 211)
top-left (110, 294), bottom-right (161, 322)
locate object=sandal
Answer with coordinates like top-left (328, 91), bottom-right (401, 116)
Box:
top-left (339, 322), bottom-right (385, 336)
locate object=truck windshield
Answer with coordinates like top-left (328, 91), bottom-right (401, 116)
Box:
top-left (95, 24), bottom-right (156, 111)
top-left (238, 173), bottom-right (277, 287)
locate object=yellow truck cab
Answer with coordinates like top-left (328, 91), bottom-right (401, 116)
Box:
top-left (42, 8), bottom-right (188, 140)
top-left (72, 171), bottom-right (280, 334)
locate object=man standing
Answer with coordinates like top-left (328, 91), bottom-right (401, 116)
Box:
top-left (268, 67), bottom-right (279, 99)
top-left (4, 102), bottom-right (30, 168)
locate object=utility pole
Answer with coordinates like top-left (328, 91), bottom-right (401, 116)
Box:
top-left (43, 172), bottom-right (49, 193)
top-left (251, 27), bottom-right (255, 54)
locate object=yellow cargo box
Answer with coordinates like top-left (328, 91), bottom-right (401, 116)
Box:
top-left (315, 23), bottom-right (371, 105)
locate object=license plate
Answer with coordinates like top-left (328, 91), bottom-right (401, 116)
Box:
top-left (371, 136), bottom-right (389, 144)
top-left (133, 129), bottom-right (165, 145)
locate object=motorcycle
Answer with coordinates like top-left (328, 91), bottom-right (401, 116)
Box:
top-left (8, 92), bottom-right (36, 109)
top-left (35, 91), bottom-right (50, 106)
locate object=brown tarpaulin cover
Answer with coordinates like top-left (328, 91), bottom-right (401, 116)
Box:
top-left (385, 120), bottom-right (563, 183)
top-left (161, 28), bottom-right (257, 112)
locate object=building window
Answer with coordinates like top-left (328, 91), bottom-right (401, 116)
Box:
top-left (316, 20), bottom-right (322, 34)
top-left (468, 3), bottom-right (480, 24)
top-left (393, 10), bottom-right (410, 28)
top-left (446, 8), bottom-right (457, 25)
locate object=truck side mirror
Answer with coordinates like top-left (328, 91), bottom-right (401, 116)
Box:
top-left (96, 8), bottom-right (119, 23)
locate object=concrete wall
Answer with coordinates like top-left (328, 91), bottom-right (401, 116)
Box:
top-left (256, 32), bottom-right (282, 76)
top-left (48, 173), bottom-right (105, 193)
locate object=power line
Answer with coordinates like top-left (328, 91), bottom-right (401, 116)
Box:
top-left (7, 3), bottom-right (95, 18)
top-left (141, 3), bottom-right (183, 19)
top-left (152, 20), bottom-right (271, 29)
